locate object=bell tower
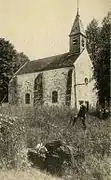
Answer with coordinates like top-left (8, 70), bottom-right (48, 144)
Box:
top-left (69, 1), bottom-right (86, 54)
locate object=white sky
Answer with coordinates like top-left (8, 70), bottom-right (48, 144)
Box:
top-left (0, 0), bottom-right (110, 60)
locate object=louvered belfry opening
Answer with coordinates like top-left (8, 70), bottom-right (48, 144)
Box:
top-left (66, 69), bottom-right (73, 106)
top-left (34, 73), bottom-right (43, 105)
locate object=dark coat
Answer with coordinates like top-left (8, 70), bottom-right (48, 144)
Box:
top-left (78, 105), bottom-right (87, 118)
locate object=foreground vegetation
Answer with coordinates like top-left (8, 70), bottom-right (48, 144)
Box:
top-left (0, 105), bottom-right (110, 179)
top-left (0, 169), bottom-right (62, 180)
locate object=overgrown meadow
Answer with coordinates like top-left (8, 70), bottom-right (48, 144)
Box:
top-left (0, 105), bottom-right (110, 180)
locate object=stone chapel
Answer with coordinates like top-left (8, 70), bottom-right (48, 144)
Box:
top-left (8, 9), bottom-right (97, 110)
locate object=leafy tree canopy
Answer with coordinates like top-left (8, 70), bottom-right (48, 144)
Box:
top-left (0, 38), bottom-right (29, 103)
top-left (86, 12), bottom-right (110, 107)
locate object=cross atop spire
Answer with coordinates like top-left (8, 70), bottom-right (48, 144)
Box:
top-left (77, 0), bottom-right (79, 16)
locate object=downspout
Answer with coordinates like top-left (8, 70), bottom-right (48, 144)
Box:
top-left (73, 65), bottom-right (77, 112)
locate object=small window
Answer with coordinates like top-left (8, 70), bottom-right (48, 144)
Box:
top-left (52, 91), bottom-right (58, 103)
top-left (25, 93), bottom-right (30, 104)
top-left (84, 77), bottom-right (88, 85)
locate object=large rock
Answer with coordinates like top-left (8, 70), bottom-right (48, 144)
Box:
top-left (27, 140), bottom-right (73, 176)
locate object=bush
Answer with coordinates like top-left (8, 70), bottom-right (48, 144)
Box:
top-left (0, 112), bottom-right (27, 169)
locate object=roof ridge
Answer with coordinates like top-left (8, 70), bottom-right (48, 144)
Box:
top-left (16, 52), bottom-right (80, 75)
top-left (31, 52), bottom-right (69, 62)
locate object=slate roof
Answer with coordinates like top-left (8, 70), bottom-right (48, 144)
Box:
top-left (16, 52), bottom-right (80, 75)
top-left (70, 13), bottom-right (86, 37)
top-left (16, 12), bottom-right (85, 75)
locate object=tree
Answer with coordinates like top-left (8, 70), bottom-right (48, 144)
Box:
top-left (12, 52), bottom-right (29, 73)
top-left (86, 18), bottom-right (100, 66)
top-left (0, 38), bottom-right (30, 103)
top-left (86, 13), bottom-right (110, 107)
top-left (96, 13), bottom-right (110, 106)
top-left (0, 38), bottom-right (16, 102)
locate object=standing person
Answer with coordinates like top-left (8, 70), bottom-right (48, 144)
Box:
top-left (77, 102), bottom-right (87, 130)
top-left (71, 102), bottom-right (87, 130)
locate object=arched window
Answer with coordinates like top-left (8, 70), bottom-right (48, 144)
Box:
top-left (84, 77), bottom-right (88, 85)
top-left (25, 93), bottom-right (30, 104)
top-left (52, 91), bottom-right (58, 103)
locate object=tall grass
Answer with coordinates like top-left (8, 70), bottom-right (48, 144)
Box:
top-left (0, 104), bottom-right (110, 179)
top-left (0, 105), bottom-right (29, 169)
top-left (0, 169), bottom-right (62, 180)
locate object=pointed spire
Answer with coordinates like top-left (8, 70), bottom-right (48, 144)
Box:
top-left (69, 1), bottom-right (86, 54)
top-left (69, 1), bottom-right (86, 37)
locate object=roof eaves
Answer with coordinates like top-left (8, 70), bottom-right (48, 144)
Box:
top-left (15, 61), bottom-right (29, 75)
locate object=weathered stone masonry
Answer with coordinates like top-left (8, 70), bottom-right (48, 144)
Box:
top-left (8, 9), bottom-right (97, 110)
top-left (9, 67), bottom-right (71, 107)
